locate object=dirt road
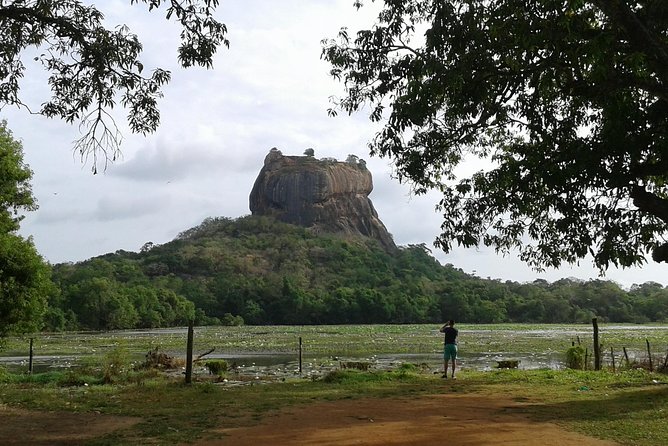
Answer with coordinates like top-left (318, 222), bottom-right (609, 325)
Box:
top-left (1, 392), bottom-right (618, 445)
top-left (199, 393), bottom-right (618, 446)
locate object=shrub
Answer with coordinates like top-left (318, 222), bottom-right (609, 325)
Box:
top-left (142, 347), bottom-right (182, 369)
top-left (340, 361), bottom-right (370, 371)
top-left (221, 313), bottom-right (244, 326)
top-left (566, 345), bottom-right (586, 370)
top-left (496, 360), bottom-right (520, 369)
top-left (58, 369), bottom-right (102, 387)
top-left (205, 359), bottom-right (228, 375)
top-left (102, 347), bottom-right (131, 383)
top-left (0, 366), bottom-right (11, 383)
top-left (398, 363), bottom-right (418, 372)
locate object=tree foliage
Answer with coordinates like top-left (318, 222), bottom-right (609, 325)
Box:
top-left (322, 0), bottom-right (668, 271)
top-left (0, 121), bottom-right (52, 336)
top-left (47, 215), bottom-right (668, 330)
top-left (0, 0), bottom-right (228, 172)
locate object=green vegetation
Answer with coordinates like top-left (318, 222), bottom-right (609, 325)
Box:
top-left (323, 1), bottom-right (668, 269)
top-left (565, 345), bottom-right (587, 370)
top-left (1, 1), bottom-right (227, 168)
top-left (42, 215), bottom-right (668, 331)
top-left (0, 121), bottom-right (54, 338)
top-left (3, 324), bottom-right (666, 377)
top-left (204, 359), bottom-right (228, 376)
top-left (0, 364), bottom-right (666, 445)
top-left (1, 324), bottom-right (666, 444)
top-left (472, 369), bottom-right (668, 445)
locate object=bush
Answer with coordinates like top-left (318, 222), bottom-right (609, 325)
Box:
top-left (496, 360), bottom-right (520, 369)
top-left (142, 347), bottom-right (182, 369)
top-left (58, 369), bottom-right (102, 387)
top-left (221, 313), bottom-right (244, 326)
top-left (205, 359), bottom-right (228, 375)
top-left (398, 363), bottom-right (418, 372)
top-left (102, 347), bottom-right (131, 383)
top-left (340, 361), bottom-right (370, 371)
top-left (566, 345), bottom-right (586, 370)
top-left (0, 366), bottom-right (11, 383)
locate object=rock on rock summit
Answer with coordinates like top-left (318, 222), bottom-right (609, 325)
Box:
top-left (249, 148), bottom-right (396, 250)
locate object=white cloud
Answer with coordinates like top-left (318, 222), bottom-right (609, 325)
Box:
top-left (5, 0), bottom-right (666, 287)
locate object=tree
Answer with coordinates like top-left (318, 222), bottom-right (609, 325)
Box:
top-left (0, 121), bottom-right (52, 336)
top-left (0, 0), bottom-right (228, 172)
top-left (323, 0), bottom-right (668, 271)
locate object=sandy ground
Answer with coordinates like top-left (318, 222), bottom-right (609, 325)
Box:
top-left (0, 392), bottom-right (619, 446)
top-left (197, 393), bottom-right (619, 446)
top-left (0, 406), bottom-right (140, 445)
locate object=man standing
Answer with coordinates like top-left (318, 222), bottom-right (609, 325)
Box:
top-left (439, 320), bottom-right (458, 379)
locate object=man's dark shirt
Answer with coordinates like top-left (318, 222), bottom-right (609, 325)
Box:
top-left (443, 326), bottom-right (458, 345)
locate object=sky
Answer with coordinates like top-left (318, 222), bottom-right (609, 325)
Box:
top-left (4, 0), bottom-right (667, 289)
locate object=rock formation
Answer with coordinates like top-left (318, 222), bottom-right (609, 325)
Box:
top-left (249, 148), bottom-right (396, 250)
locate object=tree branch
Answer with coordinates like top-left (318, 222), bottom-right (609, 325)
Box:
top-left (592, 0), bottom-right (668, 89)
top-left (630, 185), bottom-right (668, 224)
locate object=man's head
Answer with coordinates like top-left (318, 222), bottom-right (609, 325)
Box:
top-left (448, 319), bottom-right (455, 326)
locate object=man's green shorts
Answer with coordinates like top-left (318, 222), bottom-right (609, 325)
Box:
top-left (444, 344), bottom-right (458, 361)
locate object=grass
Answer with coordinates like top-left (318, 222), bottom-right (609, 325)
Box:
top-left (1, 364), bottom-right (667, 445)
top-left (0, 366), bottom-right (434, 444)
top-left (2, 324), bottom-right (668, 444)
top-left (458, 368), bottom-right (668, 445)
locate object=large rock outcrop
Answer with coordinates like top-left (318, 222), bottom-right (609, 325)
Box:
top-left (249, 148), bottom-right (396, 250)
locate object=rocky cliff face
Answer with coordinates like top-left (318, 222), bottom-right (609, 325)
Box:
top-left (249, 148), bottom-right (396, 250)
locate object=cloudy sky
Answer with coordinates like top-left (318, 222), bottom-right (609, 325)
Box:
top-left (4, 0), bottom-right (666, 289)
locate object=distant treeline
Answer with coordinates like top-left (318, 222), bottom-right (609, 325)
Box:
top-left (45, 216), bottom-right (668, 331)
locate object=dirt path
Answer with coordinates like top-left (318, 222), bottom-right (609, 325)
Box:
top-left (0, 406), bottom-right (140, 446)
top-left (1, 392), bottom-right (618, 445)
top-left (199, 393), bottom-right (618, 446)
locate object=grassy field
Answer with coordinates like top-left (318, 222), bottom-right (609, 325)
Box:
top-left (1, 324), bottom-right (668, 444)
top-left (0, 366), bottom-right (667, 445)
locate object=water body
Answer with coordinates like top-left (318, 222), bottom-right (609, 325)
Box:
top-left (0, 350), bottom-right (562, 376)
top-left (2, 324), bottom-right (664, 376)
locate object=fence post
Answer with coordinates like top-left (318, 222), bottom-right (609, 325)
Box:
top-left (28, 338), bottom-right (34, 375)
top-left (185, 320), bottom-right (194, 384)
top-left (592, 318), bottom-right (600, 371)
top-left (623, 347), bottom-right (630, 367)
top-left (646, 339), bottom-right (653, 372)
top-left (610, 347), bottom-right (616, 373)
top-left (299, 336), bottom-right (303, 376)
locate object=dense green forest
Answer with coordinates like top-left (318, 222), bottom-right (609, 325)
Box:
top-left (45, 216), bottom-right (668, 331)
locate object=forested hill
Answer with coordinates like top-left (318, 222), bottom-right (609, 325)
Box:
top-left (46, 216), bottom-right (668, 331)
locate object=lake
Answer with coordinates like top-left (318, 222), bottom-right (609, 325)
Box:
top-left (2, 323), bottom-right (666, 377)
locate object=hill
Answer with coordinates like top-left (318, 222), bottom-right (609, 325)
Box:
top-left (46, 216), bottom-right (668, 331)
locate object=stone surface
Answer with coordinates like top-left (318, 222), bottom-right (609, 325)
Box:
top-left (249, 148), bottom-right (396, 250)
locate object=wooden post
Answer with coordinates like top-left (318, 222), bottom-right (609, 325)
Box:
top-left (584, 348), bottom-right (589, 371)
top-left (28, 338), bottom-right (34, 375)
top-left (592, 318), bottom-right (600, 371)
top-left (185, 320), bottom-right (194, 384)
top-left (299, 336), bottom-right (303, 376)
top-left (610, 347), bottom-right (616, 373)
top-left (646, 339), bottom-right (653, 372)
top-left (623, 347), bottom-right (630, 367)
